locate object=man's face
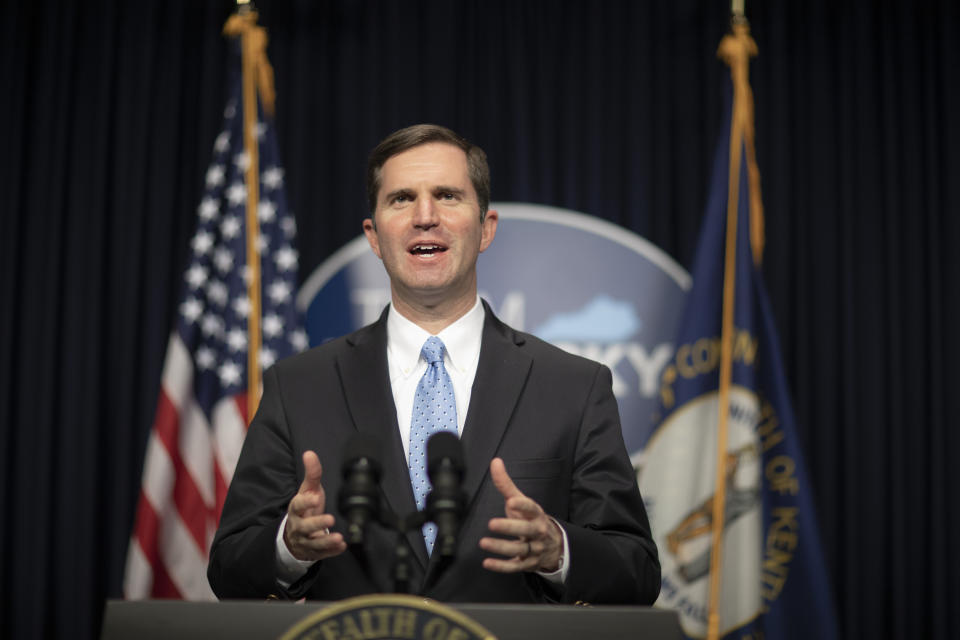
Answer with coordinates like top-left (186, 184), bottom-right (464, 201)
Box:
top-left (363, 142), bottom-right (498, 313)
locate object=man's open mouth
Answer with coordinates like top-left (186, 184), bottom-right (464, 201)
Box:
top-left (409, 244), bottom-right (447, 257)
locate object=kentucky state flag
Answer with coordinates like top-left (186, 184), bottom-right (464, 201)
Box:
top-left (638, 76), bottom-right (838, 639)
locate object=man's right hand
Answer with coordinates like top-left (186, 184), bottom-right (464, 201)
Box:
top-left (283, 451), bottom-right (348, 562)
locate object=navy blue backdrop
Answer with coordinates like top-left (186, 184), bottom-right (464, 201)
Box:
top-left (0, 1), bottom-right (957, 638)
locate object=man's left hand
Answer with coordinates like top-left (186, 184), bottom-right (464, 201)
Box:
top-left (479, 457), bottom-right (563, 573)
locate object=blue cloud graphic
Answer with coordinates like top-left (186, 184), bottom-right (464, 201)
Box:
top-left (532, 295), bottom-right (641, 342)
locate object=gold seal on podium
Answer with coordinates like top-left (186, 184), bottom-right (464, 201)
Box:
top-left (279, 594), bottom-right (497, 640)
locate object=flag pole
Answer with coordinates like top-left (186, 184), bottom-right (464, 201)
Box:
top-left (706, 3), bottom-right (760, 638)
top-left (223, 2), bottom-right (277, 421)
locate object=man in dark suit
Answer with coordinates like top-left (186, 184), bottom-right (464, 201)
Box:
top-left (207, 124), bottom-right (660, 604)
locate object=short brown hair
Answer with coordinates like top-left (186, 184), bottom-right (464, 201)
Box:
top-left (366, 124), bottom-right (490, 218)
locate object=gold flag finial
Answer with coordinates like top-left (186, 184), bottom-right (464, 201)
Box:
top-left (717, 23), bottom-right (765, 266)
top-left (223, 11), bottom-right (276, 118)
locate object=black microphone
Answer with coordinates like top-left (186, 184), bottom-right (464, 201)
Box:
top-left (426, 431), bottom-right (466, 559)
top-left (338, 434), bottom-right (382, 546)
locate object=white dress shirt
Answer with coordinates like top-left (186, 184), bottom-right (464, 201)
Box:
top-left (385, 296), bottom-right (484, 461)
top-left (275, 298), bottom-right (568, 587)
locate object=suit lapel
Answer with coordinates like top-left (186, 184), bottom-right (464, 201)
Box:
top-left (459, 306), bottom-right (532, 514)
top-left (337, 310), bottom-right (429, 570)
top-left (423, 305), bottom-right (532, 585)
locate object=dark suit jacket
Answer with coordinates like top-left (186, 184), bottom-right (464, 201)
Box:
top-left (208, 302), bottom-right (660, 604)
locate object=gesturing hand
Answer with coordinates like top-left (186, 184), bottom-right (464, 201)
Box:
top-left (479, 457), bottom-right (563, 574)
top-left (282, 451), bottom-right (347, 562)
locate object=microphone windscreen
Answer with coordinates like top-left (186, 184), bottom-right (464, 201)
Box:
top-left (427, 431), bottom-right (464, 476)
top-left (343, 434), bottom-right (383, 473)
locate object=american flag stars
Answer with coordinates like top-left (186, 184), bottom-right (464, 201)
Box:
top-left (220, 215), bottom-right (241, 239)
top-left (258, 200), bottom-right (276, 222)
top-left (175, 113), bottom-right (305, 400)
top-left (225, 182), bottom-right (246, 206)
top-left (205, 164), bottom-right (225, 188)
top-left (213, 130), bottom-right (230, 153)
top-left (234, 151), bottom-right (250, 172)
top-left (213, 247), bottom-right (233, 274)
top-left (198, 197), bottom-right (219, 222)
top-left (274, 246), bottom-right (297, 271)
top-left (262, 166), bottom-right (284, 190)
top-left (191, 231), bottom-right (214, 255)
top-left (262, 313), bottom-right (284, 338)
top-left (206, 281), bottom-right (228, 307)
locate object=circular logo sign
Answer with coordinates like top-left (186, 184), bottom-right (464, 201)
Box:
top-left (297, 203), bottom-right (689, 458)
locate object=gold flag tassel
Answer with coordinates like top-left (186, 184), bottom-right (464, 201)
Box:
top-left (706, 12), bottom-right (764, 640)
top-left (223, 6), bottom-right (277, 420)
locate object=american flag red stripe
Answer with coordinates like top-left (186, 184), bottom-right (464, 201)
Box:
top-left (154, 393), bottom-right (213, 553)
top-left (132, 490), bottom-right (182, 599)
top-left (124, 33), bottom-right (306, 600)
top-left (125, 335), bottom-right (219, 600)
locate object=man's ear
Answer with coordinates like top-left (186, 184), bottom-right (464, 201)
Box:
top-left (362, 218), bottom-right (381, 259)
top-left (479, 209), bottom-right (498, 253)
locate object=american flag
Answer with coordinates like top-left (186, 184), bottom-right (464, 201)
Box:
top-left (123, 42), bottom-right (306, 600)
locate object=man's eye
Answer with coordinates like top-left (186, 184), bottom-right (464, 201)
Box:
top-left (439, 192), bottom-right (456, 201)
top-left (392, 194), bottom-right (411, 204)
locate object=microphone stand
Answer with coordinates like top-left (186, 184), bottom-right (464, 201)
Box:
top-left (379, 508), bottom-right (427, 595)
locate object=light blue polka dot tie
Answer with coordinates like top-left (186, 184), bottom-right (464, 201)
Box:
top-left (408, 336), bottom-right (458, 555)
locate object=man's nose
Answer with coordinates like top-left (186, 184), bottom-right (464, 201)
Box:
top-left (412, 195), bottom-right (439, 228)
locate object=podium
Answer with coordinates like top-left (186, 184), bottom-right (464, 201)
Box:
top-left (102, 599), bottom-right (683, 640)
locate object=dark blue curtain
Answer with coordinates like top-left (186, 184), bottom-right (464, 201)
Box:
top-left (1, 1), bottom-right (957, 638)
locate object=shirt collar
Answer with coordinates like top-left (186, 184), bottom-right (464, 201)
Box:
top-left (386, 297), bottom-right (485, 377)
